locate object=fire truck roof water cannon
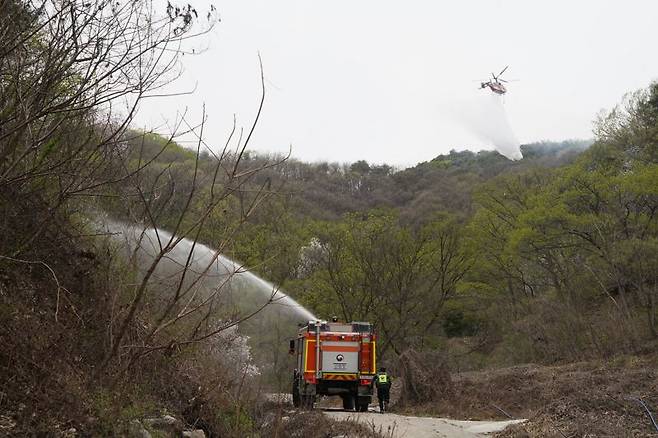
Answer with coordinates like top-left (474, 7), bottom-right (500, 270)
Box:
top-left (289, 318), bottom-right (377, 411)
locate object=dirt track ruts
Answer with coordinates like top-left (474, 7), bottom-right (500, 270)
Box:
top-left (324, 408), bottom-right (525, 438)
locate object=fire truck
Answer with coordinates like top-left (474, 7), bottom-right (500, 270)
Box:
top-left (289, 320), bottom-right (376, 411)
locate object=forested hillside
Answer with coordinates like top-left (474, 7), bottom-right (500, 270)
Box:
top-left (111, 105), bottom-right (655, 372)
top-left (107, 97), bottom-right (656, 373)
top-left (250, 105), bottom-right (655, 370)
top-left (263, 93), bottom-right (654, 370)
top-left (233, 139), bottom-right (592, 223)
top-left (134, 94), bottom-right (654, 373)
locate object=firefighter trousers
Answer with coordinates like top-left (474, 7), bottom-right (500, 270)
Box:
top-left (376, 386), bottom-right (390, 412)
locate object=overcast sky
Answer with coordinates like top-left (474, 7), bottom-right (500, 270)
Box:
top-left (135, 0), bottom-right (658, 167)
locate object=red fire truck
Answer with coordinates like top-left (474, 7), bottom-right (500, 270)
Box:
top-left (289, 320), bottom-right (376, 411)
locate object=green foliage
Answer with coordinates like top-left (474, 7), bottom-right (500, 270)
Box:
top-left (127, 131), bottom-right (198, 164)
top-left (461, 86), bottom-right (658, 363)
top-left (442, 308), bottom-right (480, 338)
top-left (283, 210), bottom-right (471, 359)
top-left (213, 406), bottom-right (257, 437)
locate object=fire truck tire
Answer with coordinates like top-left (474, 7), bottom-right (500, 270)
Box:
top-left (342, 394), bottom-right (355, 411)
top-left (292, 381), bottom-right (300, 408)
top-left (301, 395), bottom-right (315, 410)
top-left (357, 397), bottom-right (369, 412)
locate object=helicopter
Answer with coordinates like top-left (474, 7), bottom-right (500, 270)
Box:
top-left (479, 66), bottom-right (513, 95)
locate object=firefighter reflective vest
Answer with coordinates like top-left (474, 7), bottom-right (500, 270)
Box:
top-left (377, 374), bottom-right (389, 385)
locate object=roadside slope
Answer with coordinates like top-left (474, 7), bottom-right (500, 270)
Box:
top-left (395, 355), bottom-right (658, 437)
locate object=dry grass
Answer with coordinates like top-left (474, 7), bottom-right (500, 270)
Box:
top-left (394, 352), bottom-right (658, 437)
top-left (396, 349), bottom-right (453, 406)
top-left (259, 407), bottom-right (390, 438)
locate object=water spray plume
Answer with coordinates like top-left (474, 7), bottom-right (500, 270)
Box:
top-left (111, 222), bottom-right (316, 322)
top-left (102, 221), bottom-right (316, 381)
top-left (451, 93), bottom-right (523, 160)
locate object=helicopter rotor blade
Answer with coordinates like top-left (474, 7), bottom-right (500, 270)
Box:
top-left (498, 65), bottom-right (509, 77)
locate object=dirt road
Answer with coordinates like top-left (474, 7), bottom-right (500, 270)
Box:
top-left (266, 394), bottom-right (524, 437)
top-left (324, 408), bottom-right (525, 438)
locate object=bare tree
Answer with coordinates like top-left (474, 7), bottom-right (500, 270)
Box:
top-left (1, 0), bottom-right (296, 380)
top-left (0, 0), bottom-right (218, 255)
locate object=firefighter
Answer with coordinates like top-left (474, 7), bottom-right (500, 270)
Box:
top-left (375, 367), bottom-right (392, 413)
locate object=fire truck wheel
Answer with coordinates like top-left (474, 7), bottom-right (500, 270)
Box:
top-left (292, 384), bottom-right (300, 408)
top-left (357, 397), bottom-right (369, 412)
top-left (300, 395), bottom-right (314, 410)
top-left (342, 394), bottom-right (355, 411)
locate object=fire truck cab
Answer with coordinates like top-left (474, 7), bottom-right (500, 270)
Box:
top-left (290, 320), bottom-right (376, 411)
